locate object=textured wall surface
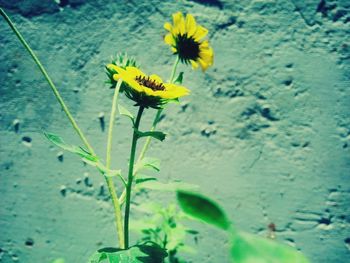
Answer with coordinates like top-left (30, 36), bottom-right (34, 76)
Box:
top-left (1, 0), bottom-right (349, 262)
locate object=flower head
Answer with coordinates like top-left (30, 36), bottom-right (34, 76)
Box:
top-left (164, 12), bottom-right (214, 71)
top-left (106, 53), bottom-right (137, 90)
top-left (107, 65), bottom-right (189, 109)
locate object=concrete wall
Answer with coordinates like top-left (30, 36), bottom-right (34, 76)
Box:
top-left (1, 0), bottom-right (349, 262)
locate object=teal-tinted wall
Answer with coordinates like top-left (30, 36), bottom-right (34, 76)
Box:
top-left (1, 0), bottom-right (349, 262)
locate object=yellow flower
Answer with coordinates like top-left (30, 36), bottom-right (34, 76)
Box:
top-left (107, 64), bottom-right (190, 108)
top-left (164, 12), bottom-right (214, 71)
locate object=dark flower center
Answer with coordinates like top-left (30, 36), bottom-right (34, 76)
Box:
top-left (175, 34), bottom-right (200, 61)
top-left (135, 76), bottom-right (166, 91)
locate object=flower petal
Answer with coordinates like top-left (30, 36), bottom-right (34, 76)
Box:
top-left (186, 14), bottom-right (197, 37)
top-left (197, 58), bottom-right (210, 71)
top-left (172, 12), bottom-right (183, 27)
top-left (163, 83), bottom-right (190, 99)
top-left (164, 34), bottom-right (175, 46)
top-left (190, 60), bottom-right (199, 69)
top-left (125, 66), bottom-right (146, 78)
top-left (107, 64), bottom-right (123, 73)
top-left (164, 22), bottom-right (172, 31)
top-left (194, 25), bottom-right (208, 41)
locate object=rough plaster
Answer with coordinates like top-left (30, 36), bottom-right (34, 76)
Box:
top-left (0, 0), bottom-right (349, 262)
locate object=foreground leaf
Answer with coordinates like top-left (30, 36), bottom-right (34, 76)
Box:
top-left (135, 176), bottom-right (157, 184)
top-left (118, 104), bottom-right (134, 124)
top-left (137, 181), bottom-right (198, 192)
top-left (174, 72), bottom-right (184, 84)
top-left (89, 243), bottom-right (167, 263)
top-left (136, 130), bottom-right (166, 141)
top-left (230, 232), bottom-right (310, 263)
top-left (176, 190), bottom-right (230, 230)
top-left (44, 132), bottom-right (98, 162)
top-left (135, 157), bottom-right (161, 173)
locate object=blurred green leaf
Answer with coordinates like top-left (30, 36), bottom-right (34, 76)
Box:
top-left (136, 157), bottom-right (161, 173)
top-left (174, 72), bottom-right (184, 84)
top-left (176, 190), bottom-right (230, 230)
top-left (44, 132), bottom-right (98, 162)
top-left (136, 130), bottom-right (166, 141)
top-left (118, 104), bottom-right (134, 124)
top-left (230, 232), bottom-right (310, 263)
top-left (51, 259), bottom-right (65, 263)
top-left (137, 181), bottom-right (198, 192)
top-left (89, 243), bottom-right (167, 263)
top-left (135, 176), bottom-right (157, 184)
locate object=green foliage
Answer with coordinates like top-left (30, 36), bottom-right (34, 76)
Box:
top-left (230, 232), bottom-right (309, 263)
top-left (176, 190), bottom-right (230, 230)
top-left (51, 259), bottom-right (65, 263)
top-left (89, 243), bottom-right (167, 263)
top-left (136, 181), bottom-right (198, 192)
top-left (44, 132), bottom-right (98, 162)
top-left (135, 157), bottom-right (161, 173)
top-left (176, 190), bottom-right (310, 263)
top-left (106, 53), bottom-right (138, 90)
top-left (131, 203), bottom-right (198, 263)
top-left (174, 72), bottom-right (184, 84)
top-left (118, 104), bottom-right (134, 124)
top-left (136, 130), bottom-right (166, 141)
top-left (135, 176), bottom-right (157, 184)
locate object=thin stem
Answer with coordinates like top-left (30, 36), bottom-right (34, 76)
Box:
top-left (105, 79), bottom-right (124, 249)
top-left (0, 8), bottom-right (95, 155)
top-left (106, 79), bottom-right (122, 168)
top-left (124, 106), bottom-right (144, 249)
top-left (136, 109), bottom-right (163, 163)
top-left (118, 57), bottom-right (180, 206)
top-left (169, 56), bottom-right (180, 83)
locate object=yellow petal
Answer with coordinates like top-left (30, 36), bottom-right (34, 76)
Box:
top-left (199, 40), bottom-right (209, 48)
top-left (199, 49), bottom-right (213, 62)
top-left (178, 16), bottom-right (186, 35)
top-left (112, 73), bottom-right (121, 81)
top-left (164, 34), bottom-right (175, 46)
top-left (107, 64), bottom-right (123, 72)
top-left (186, 14), bottom-right (197, 37)
top-left (194, 25), bottom-right (208, 41)
top-left (125, 66), bottom-right (146, 78)
top-left (128, 79), bottom-right (145, 93)
top-left (143, 87), bottom-right (158, 97)
top-left (190, 60), bottom-right (199, 69)
top-left (197, 58), bottom-right (210, 71)
top-left (172, 12), bottom-right (183, 27)
top-left (163, 83), bottom-right (190, 98)
top-left (164, 22), bottom-right (172, 31)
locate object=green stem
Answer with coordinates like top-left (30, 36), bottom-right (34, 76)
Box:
top-left (105, 79), bottom-right (124, 249)
top-left (0, 8), bottom-right (95, 155)
top-left (136, 109), bottom-right (163, 163)
top-left (169, 56), bottom-right (180, 82)
top-left (118, 57), bottom-right (180, 206)
top-left (124, 106), bottom-right (144, 248)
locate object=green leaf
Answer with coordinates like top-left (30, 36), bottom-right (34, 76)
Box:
top-left (137, 181), bottom-right (198, 192)
top-left (89, 243), bottom-right (167, 263)
top-left (136, 157), bottom-right (161, 172)
top-left (230, 232), bottom-right (310, 263)
top-left (135, 176), bottom-right (157, 184)
top-left (176, 190), bottom-right (230, 230)
top-left (51, 259), bottom-right (65, 263)
top-left (174, 72), bottom-right (184, 84)
top-left (118, 104), bottom-right (134, 123)
top-left (136, 130), bottom-right (166, 141)
top-left (44, 132), bottom-right (98, 162)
